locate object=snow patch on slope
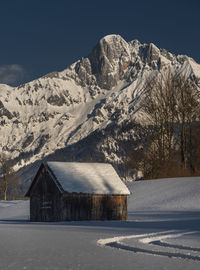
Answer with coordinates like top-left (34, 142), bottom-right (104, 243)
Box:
top-left (128, 177), bottom-right (200, 211)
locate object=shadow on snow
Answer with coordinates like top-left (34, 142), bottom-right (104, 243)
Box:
top-left (0, 211), bottom-right (200, 233)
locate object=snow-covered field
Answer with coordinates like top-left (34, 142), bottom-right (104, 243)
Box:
top-left (0, 177), bottom-right (200, 270)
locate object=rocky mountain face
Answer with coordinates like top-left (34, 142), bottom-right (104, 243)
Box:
top-left (0, 34), bottom-right (200, 189)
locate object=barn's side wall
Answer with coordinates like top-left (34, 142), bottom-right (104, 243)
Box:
top-left (62, 194), bottom-right (127, 221)
top-left (29, 167), bottom-right (62, 222)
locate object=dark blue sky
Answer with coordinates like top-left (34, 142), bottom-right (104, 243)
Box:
top-left (0, 0), bottom-right (199, 86)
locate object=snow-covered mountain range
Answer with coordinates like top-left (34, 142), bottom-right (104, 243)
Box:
top-left (0, 34), bottom-right (200, 186)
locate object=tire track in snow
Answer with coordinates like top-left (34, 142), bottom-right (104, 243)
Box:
top-left (97, 230), bottom-right (177, 246)
top-left (97, 231), bottom-right (200, 261)
top-left (152, 240), bottom-right (200, 252)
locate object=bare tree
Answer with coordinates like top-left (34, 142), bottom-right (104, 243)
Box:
top-left (134, 71), bottom-right (200, 179)
top-left (173, 75), bottom-right (200, 169)
top-left (0, 153), bottom-right (14, 200)
top-left (142, 72), bottom-right (177, 169)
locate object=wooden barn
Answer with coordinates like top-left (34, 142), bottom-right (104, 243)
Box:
top-left (25, 162), bottom-right (130, 222)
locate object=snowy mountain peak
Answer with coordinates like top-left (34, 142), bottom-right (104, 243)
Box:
top-left (99, 34), bottom-right (130, 52)
top-left (88, 34), bottom-right (131, 89)
top-left (101, 34), bottom-right (122, 41)
top-left (0, 34), bottom-right (200, 182)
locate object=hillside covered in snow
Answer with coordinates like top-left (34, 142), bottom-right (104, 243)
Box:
top-left (0, 34), bottom-right (200, 188)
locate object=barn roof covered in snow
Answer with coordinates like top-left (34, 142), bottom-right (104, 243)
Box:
top-left (26, 162), bottom-right (130, 196)
top-left (47, 162), bottom-right (130, 195)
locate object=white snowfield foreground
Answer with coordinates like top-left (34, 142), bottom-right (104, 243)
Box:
top-left (0, 177), bottom-right (200, 270)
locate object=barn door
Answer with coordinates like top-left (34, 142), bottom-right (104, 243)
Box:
top-left (40, 194), bottom-right (54, 221)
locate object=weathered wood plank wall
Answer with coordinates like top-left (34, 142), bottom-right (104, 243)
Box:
top-left (62, 194), bottom-right (127, 221)
top-left (30, 168), bottom-right (62, 221)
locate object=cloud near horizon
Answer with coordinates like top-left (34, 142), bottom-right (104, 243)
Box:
top-left (0, 64), bottom-right (27, 86)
